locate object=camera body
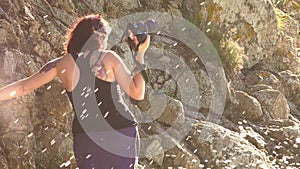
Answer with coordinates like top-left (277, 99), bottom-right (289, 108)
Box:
top-left (125, 19), bottom-right (158, 51)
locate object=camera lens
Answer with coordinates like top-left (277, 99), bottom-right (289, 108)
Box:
top-left (124, 19), bottom-right (158, 50)
top-left (145, 19), bottom-right (158, 33)
top-left (129, 22), bottom-right (146, 35)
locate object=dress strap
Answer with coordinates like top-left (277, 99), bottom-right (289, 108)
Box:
top-left (90, 51), bottom-right (106, 68)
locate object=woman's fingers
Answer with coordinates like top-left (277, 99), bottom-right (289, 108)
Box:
top-left (138, 35), bottom-right (150, 52)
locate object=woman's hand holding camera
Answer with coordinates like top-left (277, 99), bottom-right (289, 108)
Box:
top-left (135, 34), bottom-right (150, 64)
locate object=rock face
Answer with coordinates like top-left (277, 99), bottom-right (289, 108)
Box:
top-left (0, 47), bottom-right (74, 169)
top-left (0, 0), bottom-right (300, 169)
top-left (185, 0), bottom-right (279, 68)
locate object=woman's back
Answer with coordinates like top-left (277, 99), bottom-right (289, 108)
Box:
top-left (57, 52), bottom-right (137, 136)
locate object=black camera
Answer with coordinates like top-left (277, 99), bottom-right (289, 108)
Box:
top-left (125, 19), bottom-right (158, 51)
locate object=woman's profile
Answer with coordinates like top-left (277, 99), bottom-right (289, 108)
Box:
top-left (0, 14), bottom-right (150, 169)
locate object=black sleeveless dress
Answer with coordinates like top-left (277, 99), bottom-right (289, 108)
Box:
top-left (66, 51), bottom-right (137, 136)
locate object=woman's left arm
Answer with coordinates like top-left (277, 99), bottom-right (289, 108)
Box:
top-left (0, 58), bottom-right (60, 101)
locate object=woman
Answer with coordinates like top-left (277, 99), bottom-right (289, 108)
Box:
top-left (0, 14), bottom-right (150, 168)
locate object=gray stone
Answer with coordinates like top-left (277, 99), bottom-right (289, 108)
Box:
top-left (144, 138), bottom-right (165, 166)
top-left (163, 144), bottom-right (200, 168)
top-left (156, 96), bottom-right (185, 127)
top-left (225, 90), bottom-right (264, 122)
top-left (253, 89), bottom-right (291, 120)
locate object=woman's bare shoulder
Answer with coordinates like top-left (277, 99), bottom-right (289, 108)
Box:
top-left (44, 53), bottom-right (74, 74)
top-left (55, 53), bottom-right (72, 65)
top-left (103, 50), bottom-right (123, 62)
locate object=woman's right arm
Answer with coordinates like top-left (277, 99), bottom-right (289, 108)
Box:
top-left (0, 58), bottom-right (60, 101)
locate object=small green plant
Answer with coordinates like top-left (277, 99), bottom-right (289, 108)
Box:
top-left (220, 39), bottom-right (244, 73)
top-left (162, 89), bottom-right (180, 100)
top-left (275, 8), bottom-right (289, 30)
top-left (275, 0), bottom-right (287, 9)
top-left (206, 28), bottom-right (243, 74)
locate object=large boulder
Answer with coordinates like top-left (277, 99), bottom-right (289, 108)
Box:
top-left (243, 70), bottom-right (300, 120)
top-left (253, 89), bottom-right (290, 120)
top-left (185, 121), bottom-right (272, 169)
top-left (224, 90), bottom-right (264, 122)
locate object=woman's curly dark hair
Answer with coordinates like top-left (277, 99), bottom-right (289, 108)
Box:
top-left (64, 14), bottom-right (108, 55)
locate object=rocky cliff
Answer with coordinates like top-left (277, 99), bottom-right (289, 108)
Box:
top-left (0, 0), bottom-right (300, 169)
